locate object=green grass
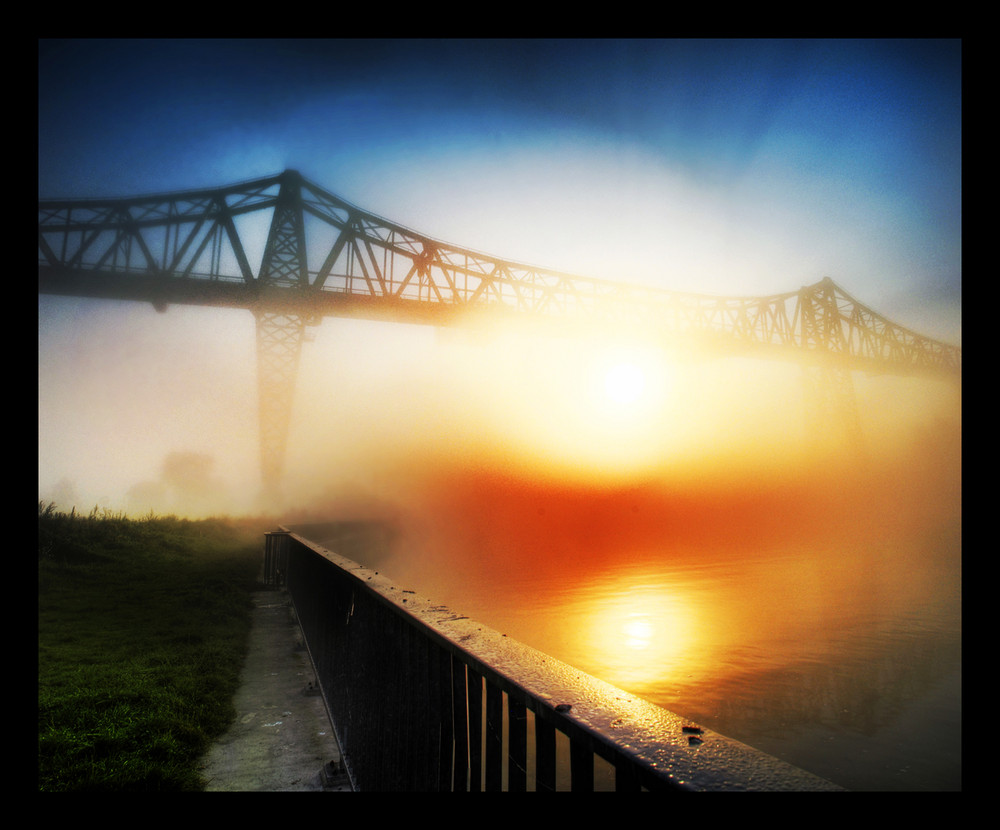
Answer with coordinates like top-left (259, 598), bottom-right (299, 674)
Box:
top-left (38, 502), bottom-right (270, 791)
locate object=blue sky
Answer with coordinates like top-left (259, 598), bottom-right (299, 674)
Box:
top-left (39, 38), bottom-right (961, 336)
top-left (38, 39), bottom-right (962, 513)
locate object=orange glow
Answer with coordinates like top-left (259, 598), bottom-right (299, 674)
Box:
top-left (575, 570), bottom-right (700, 689)
top-left (316, 319), bottom-right (816, 490)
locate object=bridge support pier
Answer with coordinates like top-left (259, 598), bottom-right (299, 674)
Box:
top-left (801, 362), bottom-right (865, 457)
top-left (256, 310), bottom-right (308, 493)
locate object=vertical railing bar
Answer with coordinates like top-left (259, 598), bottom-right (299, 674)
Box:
top-left (385, 614), bottom-right (401, 790)
top-left (425, 639), bottom-right (439, 790)
top-left (424, 640), bottom-right (440, 792)
top-left (325, 562), bottom-right (349, 781)
top-left (570, 740), bottom-right (595, 792)
top-left (402, 618), bottom-right (420, 789)
top-left (614, 753), bottom-right (642, 792)
top-left (362, 590), bottom-right (381, 790)
top-left (508, 695), bottom-right (528, 791)
top-left (437, 644), bottom-right (454, 791)
top-left (421, 625), bottom-right (438, 790)
top-left (338, 569), bottom-right (355, 785)
top-left (534, 711), bottom-right (557, 792)
top-left (451, 656), bottom-right (469, 792)
top-left (485, 680), bottom-right (503, 791)
top-left (410, 631), bottom-right (427, 790)
top-left (386, 604), bottom-right (404, 789)
top-left (368, 601), bottom-right (384, 790)
top-left (467, 667), bottom-right (483, 792)
top-left (371, 597), bottom-right (388, 789)
top-left (405, 615), bottom-right (425, 789)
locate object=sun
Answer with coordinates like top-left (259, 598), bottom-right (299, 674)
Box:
top-left (459, 329), bottom-right (683, 479)
top-left (604, 360), bottom-right (646, 406)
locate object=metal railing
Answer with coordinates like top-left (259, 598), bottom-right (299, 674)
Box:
top-left (263, 525), bottom-right (844, 792)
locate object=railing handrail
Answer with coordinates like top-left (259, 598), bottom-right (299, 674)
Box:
top-left (266, 524), bottom-right (844, 791)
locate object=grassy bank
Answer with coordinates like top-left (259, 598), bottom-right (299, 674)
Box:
top-left (38, 503), bottom-right (269, 791)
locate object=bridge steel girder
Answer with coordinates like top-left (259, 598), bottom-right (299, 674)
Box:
top-left (39, 170), bottom-right (962, 485)
top-left (38, 170), bottom-right (962, 375)
top-left (801, 361), bottom-right (865, 454)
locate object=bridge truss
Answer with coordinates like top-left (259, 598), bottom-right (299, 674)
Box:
top-left (38, 170), bottom-right (961, 487)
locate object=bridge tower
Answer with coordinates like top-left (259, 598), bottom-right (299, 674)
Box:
top-left (798, 277), bottom-right (865, 454)
top-left (800, 363), bottom-right (864, 452)
top-left (254, 171), bottom-right (317, 493)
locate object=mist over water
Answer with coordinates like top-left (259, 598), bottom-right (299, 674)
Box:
top-left (291, 373), bottom-right (961, 792)
top-left (39, 296), bottom-right (960, 790)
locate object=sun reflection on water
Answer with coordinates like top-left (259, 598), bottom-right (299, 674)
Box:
top-left (570, 569), bottom-right (704, 693)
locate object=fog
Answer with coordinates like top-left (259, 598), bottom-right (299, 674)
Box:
top-left (273, 313), bottom-right (960, 600)
top-left (38, 40), bottom-right (961, 536)
top-left (39, 297), bottom-right (959, 544)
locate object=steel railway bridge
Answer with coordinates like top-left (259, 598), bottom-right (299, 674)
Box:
top-left (38, 170), bottom-right (961, 490)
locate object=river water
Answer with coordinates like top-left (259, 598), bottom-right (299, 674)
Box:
top-left (364, 455), bottom-right (962, 792)
top-left (421, 528), bottom-right (961, 792)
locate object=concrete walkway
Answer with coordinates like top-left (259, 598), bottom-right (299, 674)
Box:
top-left (197, 590), bottom-right (351, 791)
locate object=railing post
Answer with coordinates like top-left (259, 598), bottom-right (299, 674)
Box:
top-left (570, 741), bottom-right (594, 792)
top-left (508, 696), bottom-right (528, 791)
top-left (451, 657), bottom-right (469, 791)
top-left (436, 645), bottom-right (454, 791)
top-left (534, 714), bottom-right (557, 792)
top-left (614, 753), bottom-right (641, 792)
top-left (485, 683), bottom-right (503, 791)
top-left (261, 530), bottom-right (289, 586)
top-left (468, 667), bottom-right (483, 792)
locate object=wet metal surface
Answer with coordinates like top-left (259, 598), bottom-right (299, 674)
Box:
top-left (283, 525), bottom-right (843, 791)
